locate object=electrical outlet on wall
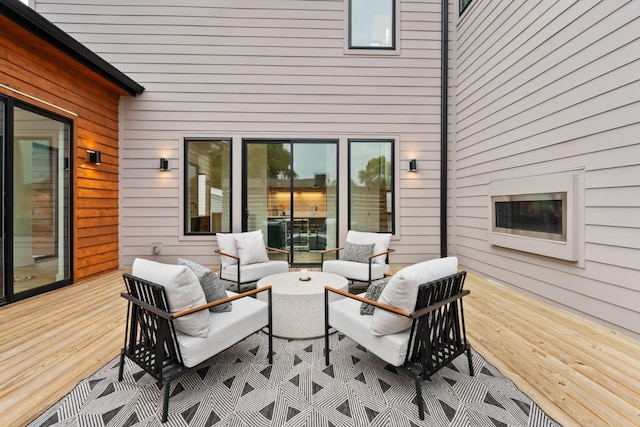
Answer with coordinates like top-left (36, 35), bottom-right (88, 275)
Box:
top-left (152, 242), bottom-right (162, 254)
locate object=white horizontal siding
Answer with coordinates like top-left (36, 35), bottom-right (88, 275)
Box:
top-left (454, 0), bottom-right (640, 339)
top-left (37, 0), bottom-right (448, 269)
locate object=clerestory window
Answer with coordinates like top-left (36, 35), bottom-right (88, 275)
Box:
top-left (349, 0), bottom-right (395, 49)
top-left (460, 0), bottom-right (474, 15)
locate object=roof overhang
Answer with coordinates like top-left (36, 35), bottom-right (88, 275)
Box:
top-left (1, 0), bottom-right (144, 96)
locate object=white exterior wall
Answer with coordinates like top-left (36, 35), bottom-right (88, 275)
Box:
top-left (36, 0), bottom-right (448, 268)
top-left (454, 1), bottom-right (640, 338)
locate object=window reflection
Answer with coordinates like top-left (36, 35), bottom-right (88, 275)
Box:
top-left (185, 139), bottom-right (231, 234)
top-left (349, 140), bottom-right (394, 233)
top-left (350, 0), bottom-right (395, 49)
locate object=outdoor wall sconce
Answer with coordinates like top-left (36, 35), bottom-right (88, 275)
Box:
top-left (87, 150), bottom-right (101, 164)
top-left (409, 159), bottom-right (417, 172)
top-left (160, 158), bottom-right (170, 171)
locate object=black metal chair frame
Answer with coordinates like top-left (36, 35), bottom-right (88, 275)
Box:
top-left (324, 271), bottom-right (473, 420)
top-left (215, 246), bottom-right (290, 293)
top-left (118, 273), bottom-right (273, 422)
top-left (320, 246), bottom-right (395, 287)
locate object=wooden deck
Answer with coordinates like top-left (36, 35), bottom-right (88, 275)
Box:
top-left (1, 269), bottom-right (639, 426)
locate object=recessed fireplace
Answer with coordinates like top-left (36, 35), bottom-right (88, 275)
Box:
top-left (488, 171), bottom-right (584, 262)
top-left (492, 193), bottom-right (566, 242)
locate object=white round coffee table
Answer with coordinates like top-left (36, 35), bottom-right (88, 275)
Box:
top-left (256, 271), bottom-right (348, 339)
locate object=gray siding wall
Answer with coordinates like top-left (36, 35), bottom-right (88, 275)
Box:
top-left (454, 0), bottom-right (640, 338)
top-left (36, 1), bottom-right (449, 268)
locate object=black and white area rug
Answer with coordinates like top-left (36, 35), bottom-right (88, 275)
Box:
top-left (28, 332), bottom-right (561, 427)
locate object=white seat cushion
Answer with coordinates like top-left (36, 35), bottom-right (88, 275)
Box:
top-left (220, 260), bottom-right (289, 283)
top-left (322, 259), bottom-right (389, 282)
top-left (176, 291), bottom-right (269, 367)
top-left (371, 256), bottom-right (459, 336)
top-left (346, 231), bottom-right (391, 265)
top-left (132, 258), bottom-right (210, 338)
top-left (329, 294), bottom-right (410, 367)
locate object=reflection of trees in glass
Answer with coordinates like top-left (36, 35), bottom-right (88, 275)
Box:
top-left (357, 155), bottom-right (391, 189)
top-left (247, 143), bottom-right (295, 179)
top-left (208, 141), bottom-right (229, 189)
top-left (186, 139), bottom-right (231, 233)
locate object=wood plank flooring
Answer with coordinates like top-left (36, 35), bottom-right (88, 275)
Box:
top-left (0, 268), bottom-right (638, 426)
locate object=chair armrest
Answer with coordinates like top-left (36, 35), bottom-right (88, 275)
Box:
top-left (320, 247), bottom-right (344, 268)
top-left (173, 285), bottom-right (272, 318)
top-left (321, 247), bottom-right (343, 254)
top-left (215, 249), bottom-right (239, 261)
top-left (266, 246), bottom-right (289, 254)
top-left (410, 289), bottom-right (470, 319)
top-left (121, 292), bottom-right (173, 319)
top-left (368, 248), bottom-right (395, 259)
top-left (324, 286), bottom-right (411, 317)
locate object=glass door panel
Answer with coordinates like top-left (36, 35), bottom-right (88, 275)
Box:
top-left (291, 141), bottom-right (337, 263)
top-left (12, 106), bottom-right (71, 297)
top-left (245, 141), bottom-right (291, 264)
top-left (244, 140), bottom-right (337, 265)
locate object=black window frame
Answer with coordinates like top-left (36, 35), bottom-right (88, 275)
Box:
top-left (347, 139), bottom-right (395, 234)
top-left (460, 0), bottom-right (474, 15)
top-left (183, 137), bottom-right (232, 235)
top-left (348, 0), bottom-right (396, 50)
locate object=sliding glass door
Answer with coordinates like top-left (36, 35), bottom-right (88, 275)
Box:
top-left (244, 139), bottom-right (337, 265)
top-left (3, 101), bottom-right (72, 302)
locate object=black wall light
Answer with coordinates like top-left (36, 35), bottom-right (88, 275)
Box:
top-left (160, 158), bottom-right (170, 171)
top-left (409, 159), bottom-right (417, 172)
top-left (87, 150), bottom-right (101, 164)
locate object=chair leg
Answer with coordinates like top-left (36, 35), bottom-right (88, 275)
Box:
top-left (117, 351), bottom-right (126, 381)
top-left (162, 380), bottom-right (171, 422)
top-left (415, 377), bottom-right (425, 420)
top-left (324, 289), bottom-right (330, 366)
top-left (466, 345), bottom-right (474, 376)
top-left (324, 332), bottom-right (330, 366)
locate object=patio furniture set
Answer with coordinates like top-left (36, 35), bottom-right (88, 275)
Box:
top-left (119, 231), bottom-right (474, 422)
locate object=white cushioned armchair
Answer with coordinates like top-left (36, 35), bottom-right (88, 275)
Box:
top-left (119, 258), bottom-right (273, 423)
top-left (321, 230), bottom-right (394, 287)
top-left (324, 257), bottom-right (474, 420)
top-left (215, 230), bottom-right (290, 293)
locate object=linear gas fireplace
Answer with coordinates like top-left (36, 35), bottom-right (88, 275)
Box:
top-left (488, 171), bottom-right (584, 262)
top-left (492, 193), bottom-right (566, 242)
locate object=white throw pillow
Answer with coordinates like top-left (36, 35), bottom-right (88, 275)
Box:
top-left (370, 256), bottom-right (458, 336)
top-left (216, 230), bottom-right (262, 268)
top-left (132, 258), bottom-right (210, 338)
top-left (235, 233), bottom-right (269, 265)
top-left (346, 230), bottom-right (391, 265)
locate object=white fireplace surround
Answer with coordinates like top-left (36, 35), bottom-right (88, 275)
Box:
top-left (488, 170), bottom-right (585, 262)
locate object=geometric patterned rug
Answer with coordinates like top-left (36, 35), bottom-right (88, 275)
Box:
top-left (28, 332), bottom-right (561, 427)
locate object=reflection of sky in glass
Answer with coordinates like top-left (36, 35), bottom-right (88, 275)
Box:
top-left (351, 142), bottom-right (391, 185)
top-left (292, 143), bottom-right (337, 180)
top-left (351, 0), bottom-right (393, 47)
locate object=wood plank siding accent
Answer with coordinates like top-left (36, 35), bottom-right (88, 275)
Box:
top-left (36, 0), bottom-right (450, 267)
top-left (454, 1), bottom-right (640, 338)
top-left (1, 14), bottom-right (129, 281)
